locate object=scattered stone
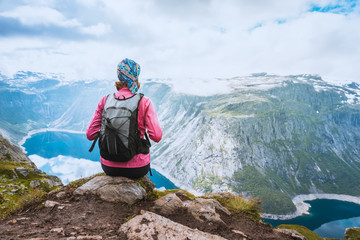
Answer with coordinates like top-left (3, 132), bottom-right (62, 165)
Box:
top-left (153, 193), bottom-right (184, 215)
top-left (11, 169), bottom-right (18, 180)
top-left (56, 191), bottom-right (66, 199)
top-left (232, 229), bottom-right (248, 238)
top-left (65, 237), bottom-right (76, 240)
top-left (183, 198), bottom-right (231, 225)
top-left (274, 228), bottom-right (306, 240)
top-left (15, 167), bottom-right (29, 177)
top-left (175, 190), bottom-right (193, 200)
top-left (10, 189), bottom-right (18, 194)
top-left (6, 219), bottom-right (17, 224)
top-left (44, 200), bottom-right (71, 209)
top-left (48, 175), bottom-right (63, 186)
top-left (41, 179), bottom-right (55, 188)
top-left (44, 200), bottom-right (60, 208)
top-left (25, 238), bottom-right (49, 240)
top-left (30, 180), bottom-right (40, 188)
top-left (50, 227), bottom-right (64, 236)
top-left (74, 176), bottom-right (146, 205)
top-left (5, 183), bottom-right (18, 189)
top-left (119, 210), bottom-right (227, 240)
top-left (76, 236), bottom-right (103, 240)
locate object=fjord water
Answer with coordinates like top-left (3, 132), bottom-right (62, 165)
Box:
top-left (22, 131), bottom-right (177, 189)
top-left (264, 199), bottom-right (360, 238)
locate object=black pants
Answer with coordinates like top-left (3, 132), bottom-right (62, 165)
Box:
top-left (101, 163), bottom-right (150, 179)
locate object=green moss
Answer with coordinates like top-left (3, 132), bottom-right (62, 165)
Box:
top-left (5, 152), bottom-right (12, 160)
top-left (0, 188), bottom-right (47, 219)
top-left (277, 225), bottom-right (322, 240)
top-left (345, 227), bottom-right (360, 240)
top-left (149, 189), bottom-right (196, 201)
top-left (211, 194), bottom-right (262, 222)
top-left (68, 172), bottom-right (105, 189)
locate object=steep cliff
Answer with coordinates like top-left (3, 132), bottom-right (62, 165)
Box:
top-left (0, 137), bottom-right (62, 218)
top-left (146, 75), bottom-right (360, 214)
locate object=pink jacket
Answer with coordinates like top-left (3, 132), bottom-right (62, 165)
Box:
top-left (86, 88), bottom-right (162, 168)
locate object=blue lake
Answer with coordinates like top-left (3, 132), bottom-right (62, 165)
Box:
top-left (22, 131), bottom-right (178, 189)
top-left (264, 199), bottom-right (360, 238)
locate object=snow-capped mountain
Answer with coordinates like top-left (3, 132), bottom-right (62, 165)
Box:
top-left (1, 71), bottom-right (360, 214)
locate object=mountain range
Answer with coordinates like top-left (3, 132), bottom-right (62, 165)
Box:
top-left (1, 71), bottom-right (359, 214)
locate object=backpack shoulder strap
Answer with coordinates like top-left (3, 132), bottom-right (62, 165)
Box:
top-left (137, 93), bottom-right (144, 106)
top-left (88, 133), bottom-right (99, 152)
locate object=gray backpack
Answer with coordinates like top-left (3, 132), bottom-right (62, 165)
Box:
top-left (89, 93), bottom-right (150, 162)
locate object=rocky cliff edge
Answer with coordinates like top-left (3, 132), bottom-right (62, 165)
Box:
top-left (0, 136), bottom-right (349, 240)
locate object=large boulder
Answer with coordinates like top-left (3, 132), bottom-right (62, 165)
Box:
top-left (119, 210), bottom-right (228, 240)
top-left (183, 198), bottom-right (231, 225)
top-left (153, 192), bottom-right (232, 226)
top-left (153, 193), bottom-right (184, 215)
top-left (74, 176), bottom-right (146, 205)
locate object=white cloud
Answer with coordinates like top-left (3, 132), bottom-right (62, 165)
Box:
top-left (81, 22), bottom-right (112, 36)
top-left (0, 0), bottom-right (359, 85)
top-left (29, 154), bottom-right (103, 184)
top-left (0, 5), bottom-right (81, 27)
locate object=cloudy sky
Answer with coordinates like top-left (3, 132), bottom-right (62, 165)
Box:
top-left (0, 0), bottom-right (359, 84)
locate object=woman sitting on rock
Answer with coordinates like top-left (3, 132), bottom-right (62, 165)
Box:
top-left (86, 58), bottom-right (162, 179)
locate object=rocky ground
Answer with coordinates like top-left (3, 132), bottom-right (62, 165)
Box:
top-left (0, 174), bottom-right (304, 240)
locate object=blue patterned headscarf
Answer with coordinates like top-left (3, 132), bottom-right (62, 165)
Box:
top-left (117, 58), bottom-right (141, 94)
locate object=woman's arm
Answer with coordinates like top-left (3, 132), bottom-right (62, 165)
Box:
top-left (86, 96), bottom-right (107, 140)
top-left (144, 99), bottom-right (162, 143)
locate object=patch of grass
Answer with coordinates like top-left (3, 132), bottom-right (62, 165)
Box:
top-left (149, 189), bottom-right (196, 201)
top-left (213, 194), bottom-right (262, 222)
top-left (0, 188), bottom-right (46, 219)
top-left (345, 227), bottom-right (360, 240)
top-left (277, 224), bottom-right (322, 240)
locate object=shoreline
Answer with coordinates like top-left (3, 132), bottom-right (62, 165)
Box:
top-left (18, 128), bottom-right (85, 153)
top-left (262, 193), bottom-right (360, 220)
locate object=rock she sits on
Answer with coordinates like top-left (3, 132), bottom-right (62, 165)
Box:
top-left (74, 176), bottom-right (146, 205)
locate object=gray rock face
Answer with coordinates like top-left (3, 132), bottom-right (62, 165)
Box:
top-left (15, 167), bottom-right (29, 177)
top-left (148, 76), bottom-right (360, 214)
top-left (0, 137), bottom-right (38, 170)
top-left (30, 180), bottom-right (40, 188)
top-left (119, 210), bottom-right (228, 240)
top-left (74, 176), bottom-right (146, 204)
